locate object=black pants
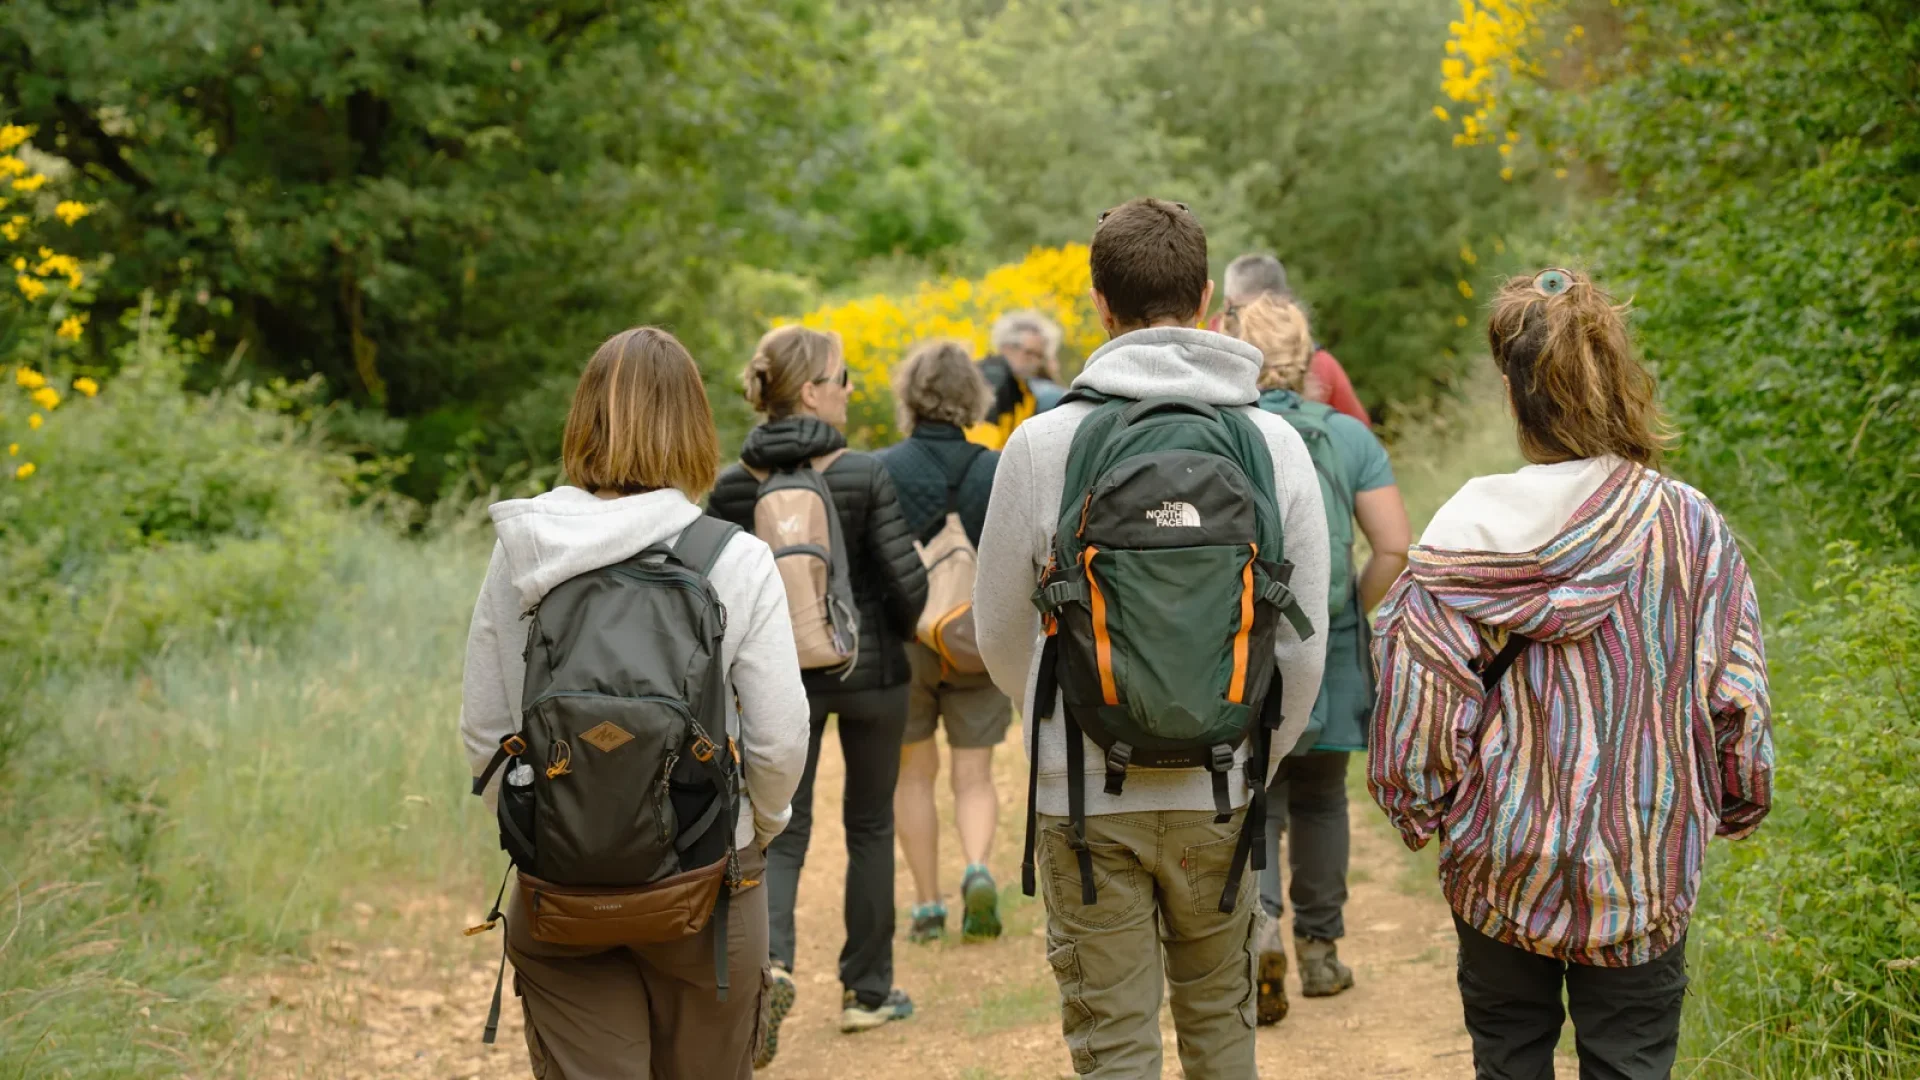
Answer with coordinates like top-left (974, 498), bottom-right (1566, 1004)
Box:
top-left (1258, 751), bottom-right (1350, 939)
top-left (766, 683), bottom-right (908, 1007)
top-left (1455, 915), bottom-right (1688, 1080)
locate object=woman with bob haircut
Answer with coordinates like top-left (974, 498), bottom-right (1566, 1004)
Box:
top-left (1369, 269), bottom-right (1773, 1080)
top-left (875, 339), bottom-right (1012, 947)
top-left (460, 326), bottom-right (810, 1079)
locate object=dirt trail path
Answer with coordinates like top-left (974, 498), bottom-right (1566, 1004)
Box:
top-left (240, 722), bottom-right (1569, 1078)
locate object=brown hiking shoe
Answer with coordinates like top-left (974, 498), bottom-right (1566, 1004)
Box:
top-left (1256, 918), bottom-right (1289, 1025)
top-left (1295, 935), bottom-right (1355, 998)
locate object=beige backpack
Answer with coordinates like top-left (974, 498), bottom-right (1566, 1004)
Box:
top-left (746, 451), bottom-right (858, 674)
top-left (912, 443), bottom-right (989, 675)
top-left (915, 508), bottom-right (986, 675)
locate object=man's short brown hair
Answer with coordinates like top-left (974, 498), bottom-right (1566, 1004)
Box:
top-left (1090, 197), bottom-right (1209, 327)
top-left (563, 326), bottom-right (721, 498)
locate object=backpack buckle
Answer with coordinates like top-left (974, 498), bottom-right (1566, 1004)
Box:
top-left (1103, 743), bottom-right (1132, 797)
top-left (502, 734), bottom-right (526, 757)
top-left (1207, 744), bottom-right (1235, 774)
top-left (692, 734), bottom-right (718, 763)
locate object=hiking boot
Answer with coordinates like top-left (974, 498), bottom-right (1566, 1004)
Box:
top-left (840, 988), bottom-right (914, 1033)
top-left (1295, 935), bottom-right (1355, 998)
top-left (1255, 916), bottom-right (1290, 1025)
top-left (960, 865), bottom-right (1002, 942)
top-left (907, 901), bottom-right (948, 944)
top-left (755, 964), bottom-right (796, 1070)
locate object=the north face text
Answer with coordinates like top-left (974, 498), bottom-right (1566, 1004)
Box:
top-left (1145, 501), bottom-right (1202, 528)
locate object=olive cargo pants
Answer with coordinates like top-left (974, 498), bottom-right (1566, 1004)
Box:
top-left (1035, 809), bottom-right (1258, 1079)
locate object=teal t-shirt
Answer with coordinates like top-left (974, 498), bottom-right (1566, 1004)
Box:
top-left (1260, 390), bottom-right (1396, 753)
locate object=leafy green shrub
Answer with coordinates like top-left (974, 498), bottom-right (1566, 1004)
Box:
top-left (1528, 0), bottom-right (1920, 547)
top-left (1684, 545), bottom-right (1920, 1076)
top-left (0, 314), bottom-right (357, 672)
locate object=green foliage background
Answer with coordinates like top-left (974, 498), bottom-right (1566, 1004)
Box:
top-left (0, 0), bottom-right (1916, 1075)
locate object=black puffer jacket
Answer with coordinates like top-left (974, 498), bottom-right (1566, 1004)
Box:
top-left (710, 417), bottom-right (929, 694)
top-left (876, 423), bottom-right (998, 547)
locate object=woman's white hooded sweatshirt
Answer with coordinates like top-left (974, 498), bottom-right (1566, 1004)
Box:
top-left (459, 486), bottom-right (810, 851)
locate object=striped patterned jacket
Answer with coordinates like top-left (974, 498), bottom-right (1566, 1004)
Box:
top-left (1369, 461), bottom-right (1772, 966)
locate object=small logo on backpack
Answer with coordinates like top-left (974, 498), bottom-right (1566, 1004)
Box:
top-left (580, 721), bottom-right (636, 753)
top-left (1145, 501), bottom-right (1202, 528)
top-left (777, 515), bottom-right (805, 538)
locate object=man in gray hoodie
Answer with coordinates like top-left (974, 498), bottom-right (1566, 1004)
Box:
top-left (974, 198), bottom-right (1329, 1078)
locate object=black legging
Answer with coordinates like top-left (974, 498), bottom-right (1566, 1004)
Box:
top-left (765, 684), bottom-right (908, 1007)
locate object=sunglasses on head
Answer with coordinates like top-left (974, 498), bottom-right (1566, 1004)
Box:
top-left (1531, 268), bottom-right (1575, 297)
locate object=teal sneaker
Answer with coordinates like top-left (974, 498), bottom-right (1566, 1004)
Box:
top-left (907, 901), bottom-right (947, 944)
top-left (960, 865), bottom-right (1002, 942)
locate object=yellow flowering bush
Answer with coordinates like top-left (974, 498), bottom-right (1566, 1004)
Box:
top-left (1440, 0), bottom-right (1550, 148)
top-left (1, 113), bottom-right (99, 481)
top-left (786, 244), bottom-right (1102, 444)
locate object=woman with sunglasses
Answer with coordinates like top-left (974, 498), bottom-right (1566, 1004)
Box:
top-left (1369, 269), bottom-right (1774, 1079)
top-left (709, 325), bottom-right (928, 1054)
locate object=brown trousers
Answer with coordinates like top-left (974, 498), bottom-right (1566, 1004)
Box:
top-left (506, 847), bottom-right (769, 1080)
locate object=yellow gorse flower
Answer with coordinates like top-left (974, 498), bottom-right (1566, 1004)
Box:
top-left (54, 201), bottom-right (89, 226)
top-left (0, 125), bottom-right (29, 153)
top-left (73, 375), bottom-right (99, 397)
top-left (784, 245), bottom-right (1102, 444)
top-left (0, 155), bottom-right (25, 178)
top-left (57, 316), bottom-right (85, 341)
top-left (15, 273), bottom-right (45, 301)
top-left (5, 442), bottom-right (15, 457)
top-left (1440, 0), bottom-right (1546, 148)
top-left (10, 174), bottom-right (46, 193)
top-left (31, 386), bottom-right (59, 411)
top-left (34, 252), bottom-right (82, 288)
top-left (15, 366), bottom-right (45, 389)
top-left (13, 461), bottom-right (34, 480)
top-left (26, 413), bottom-right (42, 430)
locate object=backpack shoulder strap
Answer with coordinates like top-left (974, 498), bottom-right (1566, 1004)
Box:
top-left (1057, 387), bottom-right (1111, 408)
top-left (672, 515), bottom-right (742, 576)
top-left (811, 448), bottom-right (848, 472)
top-left (1472, 632), bottom-right (1533, 693)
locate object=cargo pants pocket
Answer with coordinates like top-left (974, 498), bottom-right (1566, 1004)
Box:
top-left (1047, 933), bottom-right (1099, 1074)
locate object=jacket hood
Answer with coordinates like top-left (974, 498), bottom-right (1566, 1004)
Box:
top-left (740, 416), bottom-right (846, 471)
top-left (1072, 327), bottom-right (1263, 405)
top-left (1409, 460), bottom-right (1660, 644)
top-left (487, 486), bottom-right (704, 611)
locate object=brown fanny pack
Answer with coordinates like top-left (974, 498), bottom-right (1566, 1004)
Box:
top-left (516, 853), bottom-right (730, 948)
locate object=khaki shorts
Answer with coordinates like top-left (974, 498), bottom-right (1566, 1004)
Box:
top-left (905, 642), bottom-right (1013, 748)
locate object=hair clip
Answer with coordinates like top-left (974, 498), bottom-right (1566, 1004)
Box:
top-left (1532, 268), bottom-right (1574, 297)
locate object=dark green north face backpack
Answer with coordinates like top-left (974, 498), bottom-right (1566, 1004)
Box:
top-left (1022, 394), bottom-right (1314, 915)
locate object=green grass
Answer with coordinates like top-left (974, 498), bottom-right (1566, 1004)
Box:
top-left (0, 526), bottom-right (493, 1076)
top-left (963, 979), bottom-right (1058, 1035)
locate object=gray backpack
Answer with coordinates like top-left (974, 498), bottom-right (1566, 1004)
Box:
top-left (467, 516), bottom-right (744, 1042)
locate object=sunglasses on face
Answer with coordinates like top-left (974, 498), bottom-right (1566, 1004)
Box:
top-left (812, 364), bottom-right (850, 389)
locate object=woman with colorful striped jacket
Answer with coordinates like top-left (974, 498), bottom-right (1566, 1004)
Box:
top-left (1369, 269), bottom-right (1773, 1080)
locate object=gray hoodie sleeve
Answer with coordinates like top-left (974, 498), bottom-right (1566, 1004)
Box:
top-left (710, 535), bottom-right (811, 849)
top-left (460, 540), bottom-right (521, 787)
top-left (975, 424), bottom-right (1045, 706)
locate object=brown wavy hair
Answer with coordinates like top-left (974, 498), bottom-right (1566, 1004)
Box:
top-left (893, 339), bottom-right (990, 432)
top-left (563, 327), bottom-right (720, 498)
top-left (1487, 269), bottom-right (1673, 467)
top-left (744, 324), bottom-right (841, 419)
